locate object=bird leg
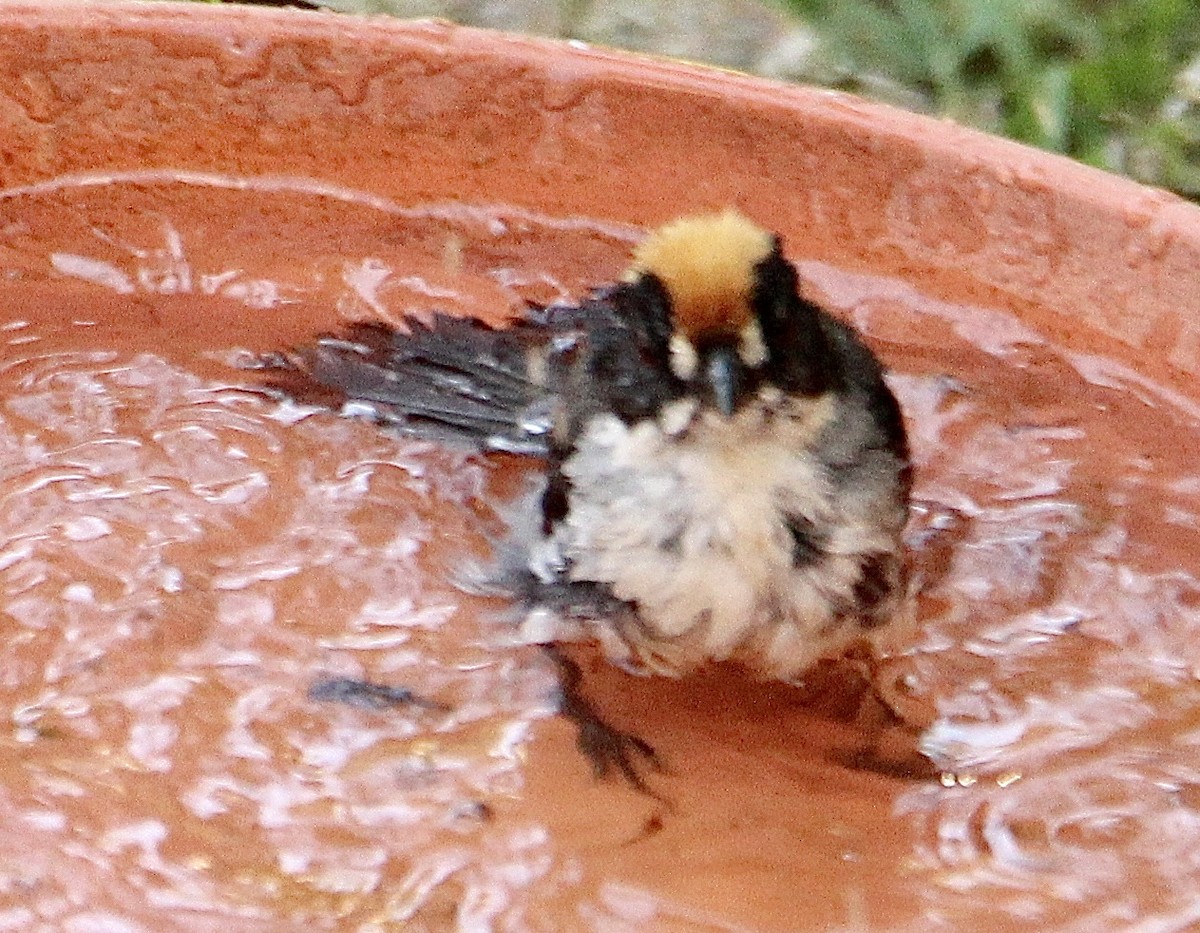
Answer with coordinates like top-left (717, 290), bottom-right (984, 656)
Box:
top-left (542, 644), bottom-right (665, 798)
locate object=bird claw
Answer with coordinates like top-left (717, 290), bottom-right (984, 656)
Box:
top-left (574, 711), bottom-right (663, 795)
top-left (544, 645), bottom-right (665, 798)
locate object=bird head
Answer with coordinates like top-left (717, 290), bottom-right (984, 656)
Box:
top-left (623, 210), bottom-right (831, 417)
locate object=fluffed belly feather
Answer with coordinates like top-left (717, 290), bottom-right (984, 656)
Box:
top-left (542, 404), bottom-right (907, 680)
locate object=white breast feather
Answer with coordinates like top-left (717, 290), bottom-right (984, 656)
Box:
top-left (555, 395), bottom-right (901, 679)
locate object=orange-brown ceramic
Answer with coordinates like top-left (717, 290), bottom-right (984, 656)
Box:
top-left (2, 3), bottom-right (1200, 930)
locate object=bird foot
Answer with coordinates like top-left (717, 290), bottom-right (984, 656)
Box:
top-left (543, 645), bottom-right (665, 798)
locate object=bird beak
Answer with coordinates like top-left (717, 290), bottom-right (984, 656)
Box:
top-left (703, 344), bottom-right (743, 417)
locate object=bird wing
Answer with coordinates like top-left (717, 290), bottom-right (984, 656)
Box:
top-left (260, 315), bottom-right (557, 456)
top-left (256, 275), bottom-right (681, 458)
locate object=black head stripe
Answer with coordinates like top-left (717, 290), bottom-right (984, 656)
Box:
top-left (612, 273), bottom-right (674, 364)
top-left (751, 247), bottom-right (832, 396)
top-left (549, 277), bottom-right (684, 430)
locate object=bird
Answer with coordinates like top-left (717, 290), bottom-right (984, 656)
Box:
top-left (260, 210), bottom-right (912, 788)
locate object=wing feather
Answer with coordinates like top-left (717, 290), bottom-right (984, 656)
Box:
top-left (261, 315), bottom-right (553, 455)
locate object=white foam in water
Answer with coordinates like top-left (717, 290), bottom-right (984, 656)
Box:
top-left (0, 346), bottom-right (560, 928)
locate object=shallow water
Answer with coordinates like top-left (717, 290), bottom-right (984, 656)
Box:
top-left (1, 174), bottom-right (1199, 930)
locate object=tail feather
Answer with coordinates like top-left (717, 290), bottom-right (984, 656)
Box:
top-left (260, 316), bottom-right (553, 455)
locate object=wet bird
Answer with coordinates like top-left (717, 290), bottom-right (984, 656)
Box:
top-left (263, 211), bottom-right (911, 786)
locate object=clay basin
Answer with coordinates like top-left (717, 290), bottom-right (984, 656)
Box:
top-left (3, 2), bottom-right (1200, 929)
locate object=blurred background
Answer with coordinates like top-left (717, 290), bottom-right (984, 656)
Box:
top-left (222, 0), bottom-right (1200, 202)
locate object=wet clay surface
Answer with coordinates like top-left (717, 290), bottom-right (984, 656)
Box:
top-left (2, 176), bottom-right (1200, 930)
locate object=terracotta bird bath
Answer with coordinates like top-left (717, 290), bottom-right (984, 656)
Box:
top-left (2, 2), bottom-right (1200, 929)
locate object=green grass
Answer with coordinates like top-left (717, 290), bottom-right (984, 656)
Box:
top-left (778, 0), bottom-right (1200, 198)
